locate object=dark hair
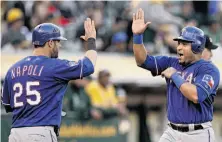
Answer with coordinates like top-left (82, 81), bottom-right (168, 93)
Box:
top-left (98, 70), bottom-right (110, 78)
top-left (33, 40), bottom-right (59, 48)
top-left (34, 42), bottom-right (46, 48)
top-left (205, 35), bottom-right (218, 50)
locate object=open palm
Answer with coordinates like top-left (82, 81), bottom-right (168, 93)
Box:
top-left (81, 18), bottom-right (96, 41)
top-left (132, 8), bottom-right (151, 34)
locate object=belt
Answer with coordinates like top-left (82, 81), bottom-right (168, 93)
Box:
top-left (53, 126), bottom-right (59, 137)
top-left (169, 123), bottom-right (203, 132)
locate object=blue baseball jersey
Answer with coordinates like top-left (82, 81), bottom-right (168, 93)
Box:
top-left (1, 55), bottom-right (94, 128)
top-left (140, 55), bottom-right (220, 124)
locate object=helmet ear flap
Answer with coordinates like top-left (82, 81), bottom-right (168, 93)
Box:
top-left (191, 43), bottom-right (204, 54)
top-left (198, 35), bottom-right (206, 53)
top-left (191, 42), bottom-right (198, 54)
top-left (192, 33), bottom-right (206, 54)
top-left (191, 39), bottom-right (202, 54)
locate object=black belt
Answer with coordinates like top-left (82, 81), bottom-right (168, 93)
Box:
top-left (53, 126), bottom-right (60, 137)
top-left (169, 123), bottom-right (203, 132)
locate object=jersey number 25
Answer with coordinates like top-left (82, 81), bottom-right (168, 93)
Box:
top-left (13, 81), bottom-right (41, 107)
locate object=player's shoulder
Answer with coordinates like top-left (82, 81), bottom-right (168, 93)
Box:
top-left (5, 56), bottom-right (25, 78)
top-left (7, 56), bottom-right (28, 71)
top-left (6, 56), bottom-right (49, 74)
top-left (154, 55), bottom-right (178, 62)
top-left (153, 55), bottom-right (180, 68)
top-left (170, 56), bottom-right (179, 63)
top-left (161, 56), bottom-right (179, 66)
top-left (198, 60), bottom-right (220, 74)
top-left (51, 58), bottom-right (77, 66)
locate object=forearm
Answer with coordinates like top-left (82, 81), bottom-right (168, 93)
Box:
top-left (133, 35), bottom-right (147, 66)
top-left (85, 50), bottom-right (97, 66)
top-left (84, 38), bottom-right (97, 67)
top-left (171, 73), bottom-right (198, 103)
top-left (132, 8), bottom-right (151, 65)
top-left (179, 83), bottom-right (198, 103)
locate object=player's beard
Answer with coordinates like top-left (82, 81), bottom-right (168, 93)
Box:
top-left (178, 53), bottom-right (195, 66)
top-left (51, 46), bottom-right (58, 58)
top-left (179, 62), bottom-right (187, 66)
top-left (179, 58), bottom-right (193, 66)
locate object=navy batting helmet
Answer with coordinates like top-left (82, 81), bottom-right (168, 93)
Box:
top-left (173, 26), bottom-right (206, 54)
top-left (32, 23), bottom-right (67, 46)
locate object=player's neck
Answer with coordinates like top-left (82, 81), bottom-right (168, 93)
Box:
top-left (33, 48), bottom-right (50, 57)
top-left (190, 54), bottom-right (202, 64)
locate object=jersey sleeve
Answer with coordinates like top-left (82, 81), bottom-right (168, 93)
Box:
top-left (194, 65), bottom-right (220, 103)
top-left (139, 55), bottom-right (176, 76)
top-left (1, 73), bottom-right (10, 106)
top-left (53, 57), bottom-right (94, 82)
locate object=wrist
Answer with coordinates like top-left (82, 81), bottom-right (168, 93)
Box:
top-left (133, 34), bottom-right (143, 44)
top-left (171, 72), bottom-right (186, 89)
top-left (87, 38), bottom-right (96, 51)
top-left (88, 37), bottom-right (96, 40)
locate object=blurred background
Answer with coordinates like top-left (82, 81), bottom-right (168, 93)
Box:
top-left (1, 1), bottom-right (222, 142)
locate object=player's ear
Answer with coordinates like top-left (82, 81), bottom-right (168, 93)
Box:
top-left (48, 40), bottom-right (54, 48)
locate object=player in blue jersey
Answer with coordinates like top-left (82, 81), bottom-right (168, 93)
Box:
top-left (1, 18), bottom-right (97, 142)
top-left (132, 8), bottom-right (220, 142)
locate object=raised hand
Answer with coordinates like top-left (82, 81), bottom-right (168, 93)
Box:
top-left (81, 18), bottom-right (96, 41)
top-left (132, 8), bottom-right (151, 35)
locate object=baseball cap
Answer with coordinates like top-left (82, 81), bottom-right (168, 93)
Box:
top-left (205, 35), bottom-right (218, 50)
top-left (7, 8), bottom-right (23, 23)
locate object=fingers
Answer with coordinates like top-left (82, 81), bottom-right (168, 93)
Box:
top-left (145, 22), bottom-right (151, 28)
top-left (136, 9), bottom-right (139, 20)
top-left (134, 8), bottom-right (145, 20)
top-left (92, 20), bottom-right (95, 31)
top-left (83, 18), bottom-right (92, 35)
top-left (80, 36), bottom-right (86, 40)
top-left (86, 18), bottom-right (91, 32)
top-left (82, 17), bottom-right (96, 40)
top-left (87, 17), bottom-right (91, 26)
top-left (84, 17), bottom-right (93, 33)
top-left (141, 8), bottom-right (144, 20)
top-left (138, 8), bottom-right (142, 19)
top-left (84, 20), bottom-right (87, 32)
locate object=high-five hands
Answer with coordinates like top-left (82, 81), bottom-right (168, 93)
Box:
top-left (132, 8), bottom-right (151, 35)
top-left (81, 18), bottom-right (96, 41)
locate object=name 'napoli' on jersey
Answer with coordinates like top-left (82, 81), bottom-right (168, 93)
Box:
top-left (1, 19), bottom-right (98, 137)
top-left (2, 55), bottom-right (94, 128)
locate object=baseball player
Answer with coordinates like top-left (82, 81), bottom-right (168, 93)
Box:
top-left (202, 35), bottom-right (218, 61)
top-left (132, 8), bottom-right (220, 142)
top-left (1, 18), bottom-right (97, 142)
